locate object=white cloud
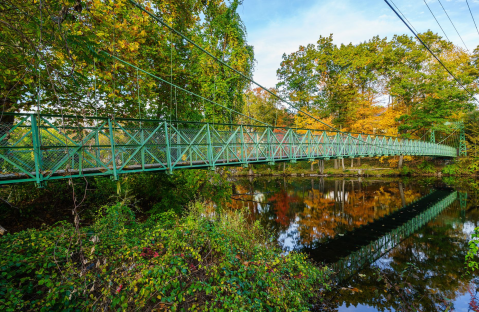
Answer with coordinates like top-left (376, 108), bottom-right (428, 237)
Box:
top-left (244, 1), bottom-right (404, 88)
top-left (242, 0), bottom-right (479, 89)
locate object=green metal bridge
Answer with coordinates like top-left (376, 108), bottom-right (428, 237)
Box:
top-left (0, 113), bottom-right (459, 186)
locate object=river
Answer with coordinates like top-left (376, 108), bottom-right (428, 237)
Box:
top-left (230, 177), bottom-right (479, 312)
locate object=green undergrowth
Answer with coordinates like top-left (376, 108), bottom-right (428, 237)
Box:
top-left (0, 170), bottom-right (231, 233)
top-left (0, 202), bottom-right (330, 311)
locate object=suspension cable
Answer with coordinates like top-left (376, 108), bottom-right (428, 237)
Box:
top-left (438, 130), bottom-right (457, 144)
top-left (384, 0), bottom-right (479, 107)
top-left (422, 0), bottom-right (451, 42)
top-left (466, 0), bottom-right (479, 38)
top-left (437, 0), bottom-right (470, 52)
top-left (127, 0), bottom-right (337, 131)
top-left (101, 51), bottom-right (269, 126)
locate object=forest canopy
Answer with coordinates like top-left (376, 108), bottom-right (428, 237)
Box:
top-left (275, 32), bottom-right (479, 136)
top-left (1, 0), bottom-right (478, 139)
top-left (0, 0), bottom-right (254, 124)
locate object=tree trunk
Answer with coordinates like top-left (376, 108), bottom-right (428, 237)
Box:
top-left (358, 157), bottom-right (361, 166)
top-left (398, 155), bottom-right (404, 169)
top-left (334, 159), bottom-right (338, 169)
top-left (248, 164), bottom-right (253, 176)
top-left (283, 162), bottom-right (286, 173)
top-left (351, 158), bottom-right (354, 168)
top-left (399, 182), bottom-right (406, 207)
top-left (311, 161), bottom-right (314, 172)
top-left (341, 158), bottom-right (345, 170)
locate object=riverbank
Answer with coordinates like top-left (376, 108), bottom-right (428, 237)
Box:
top-left (230, 157), bottom-right (479, 178)
top-left (233, 171), bottom-right (479, 178)
top-left (0, 202), bottom-right (331, 311)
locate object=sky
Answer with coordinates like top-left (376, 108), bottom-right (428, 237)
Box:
top-left (238, 0), bottom-right (479, 89)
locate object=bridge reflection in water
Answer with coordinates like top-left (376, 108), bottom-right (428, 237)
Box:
top-left (305, 189), bottom-right (459, 281)
top-left (231, 178), bottom-right (466, 280)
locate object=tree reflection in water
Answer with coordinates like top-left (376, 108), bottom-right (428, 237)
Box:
top-left (231, 177), bottom-right (479, 311)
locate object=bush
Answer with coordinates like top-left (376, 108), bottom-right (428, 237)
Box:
top-left (442, 164), bottom-right (460, 175)
top-left (466, 227), bottom-right (479, 273)
top-left (0, 203), bottom-right (330, 311)
top-left (417, 161), bottom-right (436, 174)
top-left (400, 165), bottom-right (412, 176)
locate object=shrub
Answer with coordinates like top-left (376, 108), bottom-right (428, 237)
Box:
top-left (417, 161), bottom-right (436, 174)
top-left (400, 165), bottom-right (412, 176)
top-left (0, 203), bottom-right (330, 311)
top-left (466, 227), bottom-right (479, 273)
top-left (442, 164), bottom-right (460, 175)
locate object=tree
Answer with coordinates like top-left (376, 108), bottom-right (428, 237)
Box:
top-left (276, 32), bottom-right (478, 136)
top-left (0, 0), bottom-right (255, 125)
top-left (241, 87), bottom-right (280, 126)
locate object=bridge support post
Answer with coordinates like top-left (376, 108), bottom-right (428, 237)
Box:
top-left (240, 125), bottom-right (246, 165)
top-left (206, 123), bottom-right (214, 171)
top-left (108, 118), bottom-right (118, 181)
top-left (31, 115), bottom-right (45, 188)
top-left (164, 121), bottom-right (172, 174)
top-left (141, 129), bottom-right (145, 170)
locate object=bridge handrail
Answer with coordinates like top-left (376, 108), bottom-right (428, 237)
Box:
top-left (0, 112), bottom-right (440, 142)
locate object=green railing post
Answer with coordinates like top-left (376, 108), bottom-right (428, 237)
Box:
top-left (267, 127), bottom-right (272, 164)
top-left (31, 115), bottom-right (44, 187)
top-left (206, 123), bottom-right (214, 170)
top-left (108, 118), bottom-right (118, 180)
top-left (240, 125), bottom-right (246, 165)
top-left (95, 130), bottom-right (101, 167)
top-left (178, 131), bottom-right (182, 164)
top-left (164, 121), bottom-right (172, 174)
top-left (141, 129), bottom-right (145, 170)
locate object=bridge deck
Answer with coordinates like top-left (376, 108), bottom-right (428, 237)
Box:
top-left (0, 114), bottom-right (458, 185)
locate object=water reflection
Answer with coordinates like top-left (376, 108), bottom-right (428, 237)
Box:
top-left (231, 178), bottom-right (426, 251)
top-left (231, 177), bottom-right (479, 311)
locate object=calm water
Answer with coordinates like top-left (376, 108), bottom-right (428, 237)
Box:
top-left (231, 177), bottom-right (479, 312)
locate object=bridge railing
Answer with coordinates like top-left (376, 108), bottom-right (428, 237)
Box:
top-left (0, 113), bottom-right (458, 185)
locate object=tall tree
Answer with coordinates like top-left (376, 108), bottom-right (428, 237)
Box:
top-left (276, 32), bottom-right (478, 136)
top-left (0, 0), bottom-right (254, 125)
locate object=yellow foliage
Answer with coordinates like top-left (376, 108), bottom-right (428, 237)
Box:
top-left (294, 111), bottom-right (334, 133)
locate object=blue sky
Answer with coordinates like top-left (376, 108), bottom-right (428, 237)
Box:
top-left (238, 0), bottom-right (479, 88)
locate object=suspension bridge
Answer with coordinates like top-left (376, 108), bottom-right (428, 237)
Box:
top-left (0, 113), bottom-right (462, 186)
top-left (0, 0), bottom-right (467, 187)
